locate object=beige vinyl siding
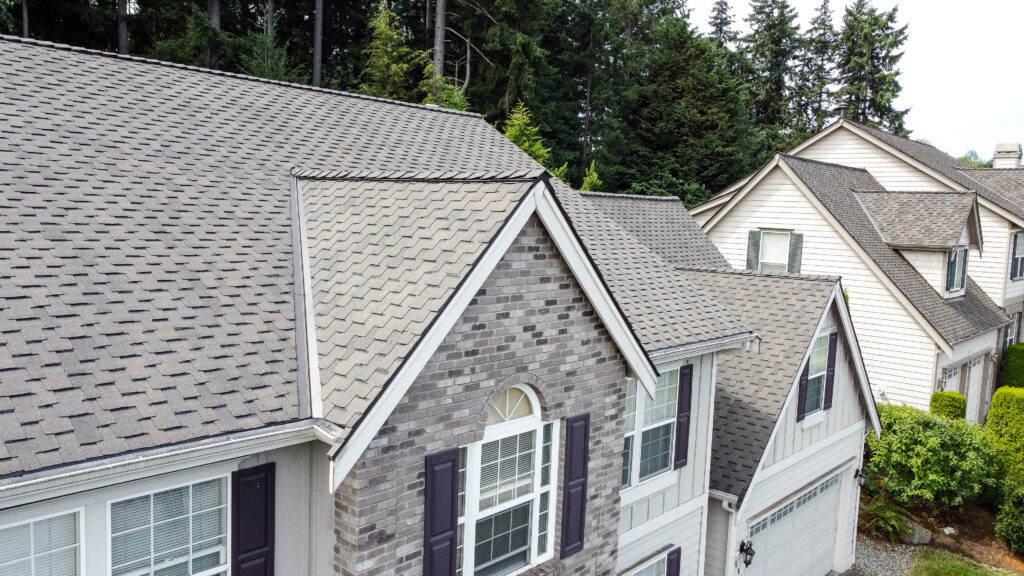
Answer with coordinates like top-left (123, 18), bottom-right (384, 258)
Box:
top-left (704, 502), bottom-right (731, 576)
top-left (974, 204), bottom-right (1017, 307)
top-left (617, 507), bottom-right (704, 576)
top-left (692, 208), bottom-right (716, 228)
top-left (799, 128), bottom-right (953, 191)
top-left (900, 249), bottom-right (947, 295)
top-left (706, 167), bottom-right (938, 410)
top-left (761, 308), bottom-right (869, 468)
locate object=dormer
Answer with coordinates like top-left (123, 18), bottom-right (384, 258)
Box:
top-left (854, 190), bottom-right (982, 298)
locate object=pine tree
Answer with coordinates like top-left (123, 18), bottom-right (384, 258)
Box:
top-left (792, 0), bottom-right (838, 137)
top-left (580, 161), bottom-right (603, 192)
top-left (359, 1), bottom-right (426, 101)
top-left (241, 1), bottom-right (307, 83)
top-left (837, 0), bottom-right (909, 135)
top-left (742, 0), bottom-right (800, 151)
top-left (503, 102), bottom-right (567, 180)
top-left (420, 61), bottom-right (470, 110)
top-left (707, 0), bottom-right (736, 49)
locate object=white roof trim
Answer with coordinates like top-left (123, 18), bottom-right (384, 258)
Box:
top-left (328, 180), bottom-right (659, 491)
top-left (702, 155), bottom-right (782, 232)
top-left (291, 177), bottom-right (323, 419)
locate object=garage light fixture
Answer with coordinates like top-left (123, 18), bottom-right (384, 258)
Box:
top-left (854, 467), bottom-right (868, 487)
top-left (739, 540), bottom-right (756, 567)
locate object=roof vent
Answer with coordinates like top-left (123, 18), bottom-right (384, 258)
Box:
top-left (993, 143), bottom-right (1022, 169)
top-left (424, 103), bottom-right (440, 109)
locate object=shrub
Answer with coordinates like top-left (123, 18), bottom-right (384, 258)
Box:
top-left (866, 404), bottom-right (998, 512)
top-left (1001, 343), bottom-right (1024, 387)
top-left (930, 391), bottom-right (966, 420)
top-left (987, 387), bottom-right (1024, 484)
top-left (996, 485), bottom-right (1024, 553)
top-left (858, 493), bottom-right (912, 544)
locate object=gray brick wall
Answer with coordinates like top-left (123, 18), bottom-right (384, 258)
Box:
top-left (333, 215), bottom-right (629, 576)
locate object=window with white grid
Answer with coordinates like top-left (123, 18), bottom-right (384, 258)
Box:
top-left (621, 369), bottom-right (679, 487)
top-left (803, 333), bottom-right (830, 416)
top-left (109, 477), bottom-right (228, 576)
top-left (0, 511), bottom-right (81, 576)
top-left (626, 554), bottom-right (667, 576)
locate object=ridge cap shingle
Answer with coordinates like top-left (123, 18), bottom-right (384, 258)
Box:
top-left (293, 167), bottom-right (547, 182)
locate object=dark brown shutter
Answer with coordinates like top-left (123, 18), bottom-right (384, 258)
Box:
top-left (788, 233), bottom-right (804, 274)
top-left (797, 362), bottom-right (809, 422)
top-left (666, 547), bottom-right (682, 576)
top-left (424, 449), bottom-right (459, 576)
top-left (674, 366), bottom-right (694, 470)
top-left (823, 332), bottom-right (839, 410)
top-left (746, 231), bottom-right (761, 271)
top-left (1012, 235), bottom-right (1020, 279)
top-left (561, 414), bottom-right (590, 558)
top-left (232, 463), bottom-right (276, 576)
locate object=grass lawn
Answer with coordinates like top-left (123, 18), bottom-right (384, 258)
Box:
top-left (910, 548), bottom-right (1008, 576)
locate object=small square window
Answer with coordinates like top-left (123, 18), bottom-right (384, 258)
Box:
top-left (759, 231), bottom-right (790, 274)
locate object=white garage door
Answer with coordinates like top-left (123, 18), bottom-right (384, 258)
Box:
top-left (745, 473), bottom-right (841, 576)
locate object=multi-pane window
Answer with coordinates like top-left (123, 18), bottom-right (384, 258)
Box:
top-left (457, 387), bottom-right (557, 576)
top-left (109, 477), bottom-right (228, 576)
top-left (0, 512), bottom-right (80, 576)
top-left (628, 554), bottom-right (668, 576)
top-left (1011, 233), bottom-right (1024, 281)
top-left (1005, 313), bottom-right (1018, 352)
top-left (946, 246), bottom-right (968, 293)
top-left (803, 334), bottom-right (830, 417)
top-left (759, 231), bottom-right (791, 274)
top-left (621, 369), bottom-right (679, 487)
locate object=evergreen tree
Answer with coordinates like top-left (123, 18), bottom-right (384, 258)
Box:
top-left (707, 0), bottom-right (736, 49)
top-left (241, 1), bottom-right (307, 83)
top-left (837, 0), bottom-right (909, 135)
top-left (503, 102), bottom-right (567, 180)
top-left (742, 0), bottom-right (800, 152)
top-left (792, 0), bottom-right (838, 137)
top-left (419, 61), bottom-right (470, 110)
top-left (359, 1), bottom-right (426, 100)
top-left (0, 0), bottom-right (15, 34)
top-left (580, 161), bottom-right (603, 192)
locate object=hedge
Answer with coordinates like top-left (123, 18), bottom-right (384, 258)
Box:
top-left (1001, 343), bottom-right (1024, 387)
top-left (987, 387), bottom-right (1024, 484)
top-left (930, 391), bottom-right (966, 420)
top-left (996, 485), bottom-right (1024, 553)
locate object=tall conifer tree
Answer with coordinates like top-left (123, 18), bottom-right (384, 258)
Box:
top-left (708, 0), bottom-right (736, 49)
top-left (742, 0), bottom-right (799, 152)
top-left (792, 0), bottom-right (838, 137)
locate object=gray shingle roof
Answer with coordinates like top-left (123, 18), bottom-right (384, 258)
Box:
top-left (960, 169), bottom-right (1024, 208)
top-left (299, 172), bottom-right (540, 431)
top-left (579, 191), bottom-right (730, 270)
top-left (780, 155), bottom-right (1008, 346)
top-left (853, 190), bottom-right (976, 249)
top-left (0, 36), bottom-right (539, 479)
top-left (684, 270), bottom-right (837, 502)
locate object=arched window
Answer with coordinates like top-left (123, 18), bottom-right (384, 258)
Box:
top-left (455, 386), bottom-right (558, 576)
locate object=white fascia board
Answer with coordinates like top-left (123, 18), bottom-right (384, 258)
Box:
top-left (648, 333), bottom-right (756, 368)
top-left (776, 160), bottom-right (955, 356)
top-left (833, 282), bottom-right (881, 437)
top-left (329, 181), bottom-right (660, 491)
top-left (291, 177), bottom-right (324, 419)
top-left (703, 156), bottom-right (782, 232)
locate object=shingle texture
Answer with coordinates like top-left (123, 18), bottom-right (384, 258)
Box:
top-left (0, 36), bottom-right (539, 479)
top-left (299, 174), bottom-right (538, 431)
top-left (780, 155), bottom-right (1007, 346)
top-left (960, 169), bottom-right (1024, 207)
top-left (853, 190), bottom-right (975, 249)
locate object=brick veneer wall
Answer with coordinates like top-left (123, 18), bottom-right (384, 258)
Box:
top-left (333, 214), bottom-right (629, 576)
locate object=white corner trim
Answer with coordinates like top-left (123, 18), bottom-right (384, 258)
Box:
top-left (292, 177), bottom-right (323, 419)
top-left (703, 156), bottom-right (782, 232)
top-left (329, 180), bottom-right (659, 491)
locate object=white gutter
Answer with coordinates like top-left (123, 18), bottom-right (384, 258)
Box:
top-left (648, 332), bottom-right (758, 367)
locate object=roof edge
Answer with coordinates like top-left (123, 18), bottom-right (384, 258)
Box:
top-left (291, 167), bottom-right (547, 182)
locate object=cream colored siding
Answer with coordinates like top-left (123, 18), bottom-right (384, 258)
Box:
top-left (692, 208), bottom-right (716, 228)
top-left (618, 507), bottom-right (704, 576)
top-left (761, 308), bottom-right (868, 468)
top-left (706, 166), bottom-right (938, 409)
top-left (900, 249), bottom-right (947, 295)
top-left (974, 203), bottom-right (1018, 307)
top-left (798, 128), bottom-right (953, 191)
top-left (704, 502), bottom-right (731, 576)
top-left (619, 353), bottom-right (715, 532)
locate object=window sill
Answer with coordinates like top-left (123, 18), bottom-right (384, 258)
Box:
top-left (800, 410), bottom-right (827, 429)
top-left (620, 469), bottom-right (678, 505)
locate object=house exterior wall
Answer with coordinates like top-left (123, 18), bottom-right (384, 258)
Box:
top-left (760, 308), bottom-right (868, 468)
top-left (798, 128), bottom-right (953, 191)
top-left (703, 501), bottom-right (732, 576)
top-left (334, 215), bottom-right (632, 576)
top-left (706, 167), bottom-right (938, 410)
top-left (616, 507), bottom-right (704, 575)
top-left (900, 249), bottom-right (947, 295)
top-left (974, 205), bottom-right (1014, 308)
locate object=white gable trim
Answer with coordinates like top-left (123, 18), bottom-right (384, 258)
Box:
top-left (290, 176), bottom-right (323, 419)
top-left (328, 180), bottom-right (659, 491)
top-left (702, 155), bottom-right (783, 232)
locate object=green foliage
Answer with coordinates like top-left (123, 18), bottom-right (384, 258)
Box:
top-left (150, 5), bottom-right (235, 69)
top-left (929, 391), bottom-right (966, 420)
top-left (708, 0), bottom-right (737, 49)
top-left (836, 0), bottom-right (909, 136)
top-left (1000, 343), bottom-right (1024, 387)
top-left (791, 0), bottom-right (838, 137)
top-left (503, 102), bottom-right (566, 181)
top-left (866, 404), bottom-right (997, 512)
top-left (858, 493), bottom-right (911, 544)
top-left (958, 150), bottom-right (993, 169)
top-left (742, 0), bottom-right (800, 151)
top-left (359, 1), bottom-right (426, 101)
top-left (987, 386), bottom-right (1024, 484)
top-left (996, 485), bottom-right (1024, 554)
top-left (580, 161), bottom-right (603, 192)
top-left (240, 3), bottom-right (307, 83)
top-left (909, 548), bottom-right (1004, 576)
top-left (0, 0), bottom-right (15, 35)
top-left (419, 62), bottom-right (470, 111)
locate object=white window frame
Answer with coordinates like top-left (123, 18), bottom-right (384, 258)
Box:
top-left (458, 386), bottom-right (559, 576)
top-left (0, 508), bottom-right (85, 576)
top-left (758, 230), bottom-right (791, 274)
top-left (803, 332), bottom-right (831, 419)
top-left (945, 245), bottom-right (968, 295)
top-left (106, 474), bottom-right (231, 576)
top-left (1005, 313), bottom-right (1018, 352)
top-left (1011, 232), bottom-right (1024, 281)
top-left (622, 551), bottom-right (669, 576)
top-left (621, 368), bottom-right (679, 491)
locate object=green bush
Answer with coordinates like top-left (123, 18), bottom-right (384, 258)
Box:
top-left (930, 391), bottom-right (966, 420)
top-left (987, 387), bottom-right (1024, 484)
top-left (1001, 343), bottom-right (1024, 387)
top-left (996, 485), bottom-right (1024, 553)
top-left (866, 404), bottom-right (998, 512)
top-left (858, 493), bottom-right (912, 544)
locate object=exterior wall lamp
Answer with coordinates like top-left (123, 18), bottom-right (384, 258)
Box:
top-left (739, 540), bottom-right (756, 567)
top-left (855, 467), bottom-right (868, 487)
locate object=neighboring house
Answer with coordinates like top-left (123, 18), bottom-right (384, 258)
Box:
top-left (576, 193), bottom-right (880, 576)
top-left (692, 121), bottom-right (1011, 422)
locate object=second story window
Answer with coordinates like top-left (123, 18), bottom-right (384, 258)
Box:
top-left (946, 246), bottom-right (968, 294)
top-left (1011, 233), bottom-right (1024, 281)
top-left (746, 230), bottom-right (803, 274)
top-left (621, 367), bottom-right (693, 488)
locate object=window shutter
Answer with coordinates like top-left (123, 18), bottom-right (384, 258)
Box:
top-left (1012, 236), bottom-right (1020, 280)
top-left (823, 332), bottom-right (839, 410)
top-left (673, 365), bottom-right (693, 470)
top-left (797, 363), bottom-right (809, 422)
top-left (561, 414), bottom-right (590, 558)
top-left (746, 231), bottom-right (761, 271)
top-left (424, 449), bottom-right (459, 576)
top-left (788, 233), bottom-right (803, 274)
top-left (946, 251), bottom-right (956, 292)
top-left (666, 547), bottom-right (682, 576)
top-left (232, 463), bottom-right (275, 576)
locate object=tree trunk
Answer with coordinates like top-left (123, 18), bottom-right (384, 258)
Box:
top-left (206, 0), bottom-right (221, 68)
top-left (432, 0), bottom-right (445, 76)
top-left (21, 0), bottom-right (28, 38)
top-left (266, 0), bottom-right (274, 32)
top-left (460, 37), bottom-right (470, 93)
top-left (312, 0), bottom-right (323, 86)
top-left (425, 0), bottom-right (432, 47)
top-left (117, 0), bottom-right (128, 54)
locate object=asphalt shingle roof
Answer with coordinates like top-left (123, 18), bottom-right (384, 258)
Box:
top-left (0, 36), bottom-right (538, 479)
top-left (853, 190), bottom-right (976, 249)
top-left (960, 169), bottom-right (1024, 208)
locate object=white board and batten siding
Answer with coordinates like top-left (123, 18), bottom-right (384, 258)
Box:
top-left (798, 128), bottom-right (954, 191)
top-left (706, 167), bottom-right (938, 410)
top-left (617, 353), bottom-right (715, 576)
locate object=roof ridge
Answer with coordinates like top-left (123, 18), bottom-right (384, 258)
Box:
top-left (853, 189), bottom-right (973, 195)
top-left (779, 153), bottom-right (872, 174)
top-left (678, 266), bottom-right (840, 283)
top-left (292, 168), bottom-right (547, 182)
top-left (579, 190), bottom-right (680, 202)
top-left (0, 34), bottom-right (483, 119)
top-left (960, 168), bottom-right (1024, 173)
